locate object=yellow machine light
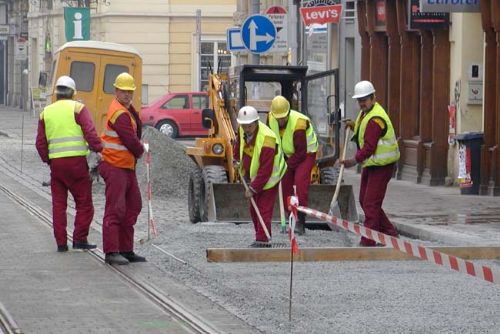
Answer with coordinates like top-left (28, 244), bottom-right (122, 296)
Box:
top-left (212, 143), bottom-right (224, 155)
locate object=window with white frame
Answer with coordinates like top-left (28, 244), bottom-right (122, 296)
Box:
top-left (200, 41), bottom-right (231, 92)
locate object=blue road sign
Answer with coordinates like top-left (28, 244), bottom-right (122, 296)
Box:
top-left (241, 14), bottom-right (276, 54)
top-left (227, 27), bottom-right (245, 52)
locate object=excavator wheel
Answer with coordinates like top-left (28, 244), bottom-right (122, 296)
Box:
top-left (200, 165), bottom-right (228, 222)
top-left (188, 168), bottom-right (203, 223)
top-left (320, 166), bottom-right (340, 185)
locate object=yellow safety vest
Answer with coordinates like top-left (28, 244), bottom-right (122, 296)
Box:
top-left (41, 99), bottom-right (89, 159)
top-left (353, 102), bottom-right (400, 167)
top-left (239, 121), bottom-right (287, 190)
top-left (268, 110), bottom-right (318, 157)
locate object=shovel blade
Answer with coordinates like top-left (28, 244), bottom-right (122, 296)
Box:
top-left (208, 183), bottom-right (358, 224)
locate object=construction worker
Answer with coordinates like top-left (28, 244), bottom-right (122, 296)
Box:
top-left (340, 80), bottom-right (400, 246)
top-left (35, 75), bottom-right (103, 252)
top-left (233, 106), bottom-right (287, 247)
top-left (268, 95), bottom-right (318, 235)
top-left (98, 72), bottom-right (147, 265)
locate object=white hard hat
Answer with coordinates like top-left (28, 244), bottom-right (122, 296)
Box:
top-left (55, 75), bottom-right (76, 91)
top-left (237, 106), bottom-right (259, 124)
top-left (352, 80), bottom-right (375, 99)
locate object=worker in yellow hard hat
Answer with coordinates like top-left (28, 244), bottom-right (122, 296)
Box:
top-left (99, 72), bottom-right (147, 265)
top-left (267, 95), bottom-right (318, 235)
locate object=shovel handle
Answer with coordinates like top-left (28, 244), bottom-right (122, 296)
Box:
top-left (240, 175), bottom-right (272, 241)
top-left (331, 128), bottom-right (351, 206)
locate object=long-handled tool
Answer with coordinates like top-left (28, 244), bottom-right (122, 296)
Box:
top-left (328, 127), bottom-right (351, 218)
top-left (240, 175), bottom-right (272, 242)
top-left (278, 181), bottom-right (287, 233)
top-left (144, 141), bottom-right (158, 240)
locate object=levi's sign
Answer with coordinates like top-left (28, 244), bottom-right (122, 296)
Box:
top-left (300, 4), bottom-right (342, 26)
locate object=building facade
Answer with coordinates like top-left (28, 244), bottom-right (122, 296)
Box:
top-left (27, 0), bottom-right (235, 105)
top-left (357, 0), bottom-right (499, 195)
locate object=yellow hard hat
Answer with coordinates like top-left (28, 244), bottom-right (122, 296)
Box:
top-left (113, 72), bottom-right (136, 91)
top-left (270, 96), bottom-right (290, 119)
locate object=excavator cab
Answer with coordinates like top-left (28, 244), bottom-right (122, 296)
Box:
top-left (186, 64), bottom-right (357, 224)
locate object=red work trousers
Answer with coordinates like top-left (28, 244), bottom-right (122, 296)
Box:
top-left (250, 184), bottom-right (279, 242)
top-left (50, 156), bottom-right (94, 247)
top-left (98, 161), bottom-right (142, 254)
top-left (359, 163), bottom-right (398, 246)
top-left (281, 153), bottom-right (316, 212)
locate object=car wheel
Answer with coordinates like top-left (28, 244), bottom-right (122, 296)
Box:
top-left (156, 120), bottom-right (178, 138)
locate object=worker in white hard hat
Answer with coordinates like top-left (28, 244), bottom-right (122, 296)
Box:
top-left (99, 72), bottom-right (147, 265)
top-left (340, 80), bottom-right (400, 246)
top-left (233, 106), bottom-right (287, 247)
top-left (35, 75), bottom-right (103, 252)
top-left (267, 95), bottom-right (318, 235)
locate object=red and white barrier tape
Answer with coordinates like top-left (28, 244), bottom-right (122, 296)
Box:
top-left (144, 143), bottom-right (158, 238)
top-left (295, 205), bottom-right (500, 285)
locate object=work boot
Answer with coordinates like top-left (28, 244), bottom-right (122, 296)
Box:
top-left (120, 251), bottom-right (147, 263)
top-left (294, 212), bottom-right (306, 235)
top-left (73, 241), bottom-right (97, 250)
top-left (105, 253), bottom-right (129, 265)
top-left (57, 245), bottom-right (68, 252)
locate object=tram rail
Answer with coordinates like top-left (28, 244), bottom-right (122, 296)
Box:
top-left (0, 178), bottom-right (221, 334)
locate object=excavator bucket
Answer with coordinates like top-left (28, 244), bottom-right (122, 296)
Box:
top-left (207, 183), bottom-right (358, 224)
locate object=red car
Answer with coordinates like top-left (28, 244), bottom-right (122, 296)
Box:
top-left (140, 92), bottom-right (209, 138)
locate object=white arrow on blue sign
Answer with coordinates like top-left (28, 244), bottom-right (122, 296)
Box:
top-left (241, 14), bottom-right (276, 54)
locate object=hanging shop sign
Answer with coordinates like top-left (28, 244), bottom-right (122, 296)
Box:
top-left (375, 0), bottom-right (387, 28)
top-left (64, 7), bottom-right (90, 41)
top-left (300, 0), bottom-right (342, 26)
top-left (420, 0), bottom-right (480, 13)
top-left (408, 0), bottom-right (449, 30)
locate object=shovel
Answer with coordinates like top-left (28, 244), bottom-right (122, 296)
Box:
top-left (240, 175), bottom-right (272, 242)
top-left (278, 181), bottom-right (287, 233)
top-left (328, 127), bottom-right (351, 220)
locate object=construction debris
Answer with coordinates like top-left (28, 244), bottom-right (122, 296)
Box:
top-left (138, 126), bottom-right (197, 199)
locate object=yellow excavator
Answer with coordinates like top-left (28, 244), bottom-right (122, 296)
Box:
top-left (185, 64), bottom-right (356, 224)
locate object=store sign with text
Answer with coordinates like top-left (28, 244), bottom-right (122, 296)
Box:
top-left (409, 0), bottom-right (449, 30)
top-left (300, 4), bottom-right (342, 26)
top-left (420, 0), bottom-right (480, 13)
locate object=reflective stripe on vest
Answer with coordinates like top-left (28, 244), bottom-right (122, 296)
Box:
top-left (239, 121), bottom-right (287, 190)
top-left (104, 129), bottom-right (120, 137)
top-left (103, 142), bottom-right (128, 151)
top-left (353, 102), bottom-right (400, 167)
top-left (100, 98), bottom-right (138, 170)
top-left (42, 99), bottom-right (89, 159)
top-left (268, 110), bottom-right (318, 157)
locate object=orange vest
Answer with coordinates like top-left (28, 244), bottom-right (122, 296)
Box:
top-left (101, 98), bottom-right (137, 170)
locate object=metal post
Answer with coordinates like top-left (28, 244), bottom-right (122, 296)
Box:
top-left (250, 0), bottom-right (260, 65)
top-left (20, 114), bottom-right (24, 174)
top-left (196, 9), bottom-right (201, 90)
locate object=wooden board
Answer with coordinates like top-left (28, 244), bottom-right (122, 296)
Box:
top-left (206, 246), bottom-right (500, 263)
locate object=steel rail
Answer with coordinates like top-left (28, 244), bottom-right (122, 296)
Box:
top-left (0, 300), bottom-right (22, 334)
top-left (0, 183), bottom-right (221, 334)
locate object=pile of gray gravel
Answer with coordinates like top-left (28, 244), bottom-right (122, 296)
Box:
top-left (137, 126), bottom-right (197, 199)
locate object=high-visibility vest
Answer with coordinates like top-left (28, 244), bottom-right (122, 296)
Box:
top-left (268, 110), bottom-right (318, 157)
top-left (101, 98), bottom-right (137, 170)
top-left (353, 102), bottom-right (400, 167)
top-left (41, 99), bottom-right (89, 159)
top-left (239, 121), bottom-right (287, 190)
